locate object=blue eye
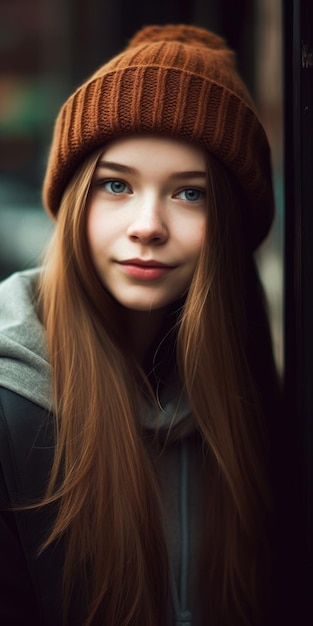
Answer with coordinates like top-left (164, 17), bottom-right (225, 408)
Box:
top-left (177, 188), bottom-right (205, 202)
top-left (101, 180), bottom-right (130, 194)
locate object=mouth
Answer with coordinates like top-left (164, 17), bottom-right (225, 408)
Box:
top-left (116, 258), bottom-right (176, 280)
top-left (118, 258), bottom-right (174, 268)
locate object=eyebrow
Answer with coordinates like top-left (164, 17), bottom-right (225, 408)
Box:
top-left (97, 160), bottom-right (137, 175)
top-left (97, 160), bottom-right (206, 180)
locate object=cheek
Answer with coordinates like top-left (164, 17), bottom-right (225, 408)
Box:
top-left (187, 216), bottom-right (206, 258)
top-left (86, 213), bottom-right (106, 272)
top-left (86, 206), bottom-right (107, 255)
top-left (197, 218), bottom-right (206, 244)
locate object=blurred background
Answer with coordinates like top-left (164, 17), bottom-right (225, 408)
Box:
top-left (4, 1), bottom-right (313, 610)
top-left (0, 0), bottom-right (283, 366)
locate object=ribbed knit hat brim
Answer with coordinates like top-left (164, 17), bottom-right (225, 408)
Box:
top-left (43, 24), bottom-right (274, 250)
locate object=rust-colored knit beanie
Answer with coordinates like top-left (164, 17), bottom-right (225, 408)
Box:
top-left (43, 24), bottom-right (274, 249)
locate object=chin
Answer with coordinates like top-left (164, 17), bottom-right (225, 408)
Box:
top-left (118, 296), bottom-right (179, 312)
top-left (122, 302), bottom-right (168, 312)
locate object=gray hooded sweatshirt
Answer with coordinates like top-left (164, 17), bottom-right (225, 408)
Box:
top-left (0, 268), bottom-right (205, 626)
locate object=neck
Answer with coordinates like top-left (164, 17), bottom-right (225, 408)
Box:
top-left (122, 307), bottom-right (169, 367)
top-left (116, 298), bottom-right (183, 372)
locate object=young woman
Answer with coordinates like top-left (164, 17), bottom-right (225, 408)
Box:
top-left (0, 24), bottom-right (281, 626)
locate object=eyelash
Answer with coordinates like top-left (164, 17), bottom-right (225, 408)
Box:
top-left (174, 188), bottom-right (205, 202)
top-left (95, 179), bottom-right (131, 194)
top-left (94, 178), bottom-right (205, 202)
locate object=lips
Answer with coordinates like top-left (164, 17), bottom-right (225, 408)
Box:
top-left (118, 258), bottom-right (173, 268)
top-left (117, 258), bottom-right (175, 280)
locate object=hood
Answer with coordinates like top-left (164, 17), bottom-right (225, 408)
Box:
top-left (0, 268), bottom-right (52, 410)
top-left (143, 376), bottom-right (194, 439)
top-left (0, 268), bottom-right (193, 435)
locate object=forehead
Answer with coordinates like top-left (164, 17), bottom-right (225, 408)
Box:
top-left (98, 135), bottom-right (207, 173)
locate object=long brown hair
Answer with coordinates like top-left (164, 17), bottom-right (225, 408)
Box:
top-left (38, 144), bottom-right (279, 625)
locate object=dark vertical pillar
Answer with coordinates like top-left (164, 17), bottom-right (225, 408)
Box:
top-left (283, 0), bottom-right (313, 622)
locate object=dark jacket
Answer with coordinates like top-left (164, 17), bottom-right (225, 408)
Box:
top-left (0, 386), bottom-right (71, 625)
top-left (0, 385), bottom-right (205, 626)
top-left (0, 270), bottom-right (205, 625)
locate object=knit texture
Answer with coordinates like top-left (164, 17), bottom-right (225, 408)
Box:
top-left (42, 24), bottom-right (274, 249)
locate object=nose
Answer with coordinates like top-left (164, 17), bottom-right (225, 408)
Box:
top-left (127, 197), bottom-right (168, 245)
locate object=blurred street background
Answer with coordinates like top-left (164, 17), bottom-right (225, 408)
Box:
top-left (0, 0), bottom-right (283, 367)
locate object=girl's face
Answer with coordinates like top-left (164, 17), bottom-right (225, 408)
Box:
top-left (87, 135), bottom-right (207, 312)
